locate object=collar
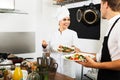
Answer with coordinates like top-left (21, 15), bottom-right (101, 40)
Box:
top-left (108, 14), bottom-right (120, 27)
top-left (58, 28), bottom-right (69, 33)
top-left (105, 14), bottom-right (120, 36)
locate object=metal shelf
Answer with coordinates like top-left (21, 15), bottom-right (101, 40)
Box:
top-left (53, 0), bottom-right (89, 5)
top-left (0, 9), bottom-right (28, 14)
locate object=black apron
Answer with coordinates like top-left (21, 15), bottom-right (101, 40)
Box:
top-left (97, 17), bottom-right (120, 80)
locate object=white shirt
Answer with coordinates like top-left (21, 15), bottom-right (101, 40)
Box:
top-left (96, 14), bottom-right (120, 61)
top-left (49, 29), bottom-right (79, 51)
top-left (47, 28), bottom-right (79, 78)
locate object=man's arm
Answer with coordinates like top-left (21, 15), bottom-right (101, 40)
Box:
top-left (95, 59), bottom-right (120, 70)
top-left (76, 56), bottom-right (120, 71)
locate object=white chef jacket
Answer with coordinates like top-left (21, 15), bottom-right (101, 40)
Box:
top-left (48, 29), bottom-right (79, 78)
top-left (49, 29), bottom-right (79, 51)
top-left (96, 14), bottom-right (120, 61)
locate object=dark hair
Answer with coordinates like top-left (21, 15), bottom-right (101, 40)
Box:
top-left (102, 0), bottom-right (120, 12)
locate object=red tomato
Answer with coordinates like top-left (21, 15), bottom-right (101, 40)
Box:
top-left (74, 58), bottom-right (78, 60)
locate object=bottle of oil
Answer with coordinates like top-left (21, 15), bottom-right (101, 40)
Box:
top-left (13, 63), bottom-right (23, 80)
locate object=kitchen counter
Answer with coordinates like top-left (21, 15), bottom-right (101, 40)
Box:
top-left (53, 72), bottom-right (75, 80)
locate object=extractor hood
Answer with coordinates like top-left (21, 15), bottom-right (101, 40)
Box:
top-left (0, 0), bottom-right (27, 14)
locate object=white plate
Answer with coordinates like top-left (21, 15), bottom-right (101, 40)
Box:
top-left (78, 52), bottom-right (95, 58)
top-left (62, 52), bottom-right (95, 61)
top-left (57, 50), bottom-right (75, 54)
top-left (57, 46), bottom-right (75, 53)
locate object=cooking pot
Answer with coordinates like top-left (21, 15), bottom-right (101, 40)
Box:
top-left (37, 57), bottom-right (58, 72)
top-left (82, 3), bottom-right (100, 25)
top-left (37, 57), bottom-right (58, 80)
top-left (76, 8), bottom-right (83, 22)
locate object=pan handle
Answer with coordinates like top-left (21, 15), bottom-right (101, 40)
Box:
top-left (49, 63), bottom-right (58, 72)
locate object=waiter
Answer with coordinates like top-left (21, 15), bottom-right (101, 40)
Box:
top-left (76, 0), bottom-right (120, 80)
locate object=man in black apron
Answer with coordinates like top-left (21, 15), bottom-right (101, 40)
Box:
top-left (76, 0), bottom-right (120, 80)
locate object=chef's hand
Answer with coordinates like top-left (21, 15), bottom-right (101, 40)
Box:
top-left (70, 45), bottom-right (81, 53)
top-left (42, 40), bottom-right (48, 48)
top-left (74, 47), bottom-right (81, 53)
top-left (76, 56), bottom-right (97, 68)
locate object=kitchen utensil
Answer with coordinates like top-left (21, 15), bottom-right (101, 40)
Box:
top-left (82, 3), bottom-right (100, 25)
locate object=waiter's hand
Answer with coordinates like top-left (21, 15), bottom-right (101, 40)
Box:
top-left (76, 56), bottom-right (97, 68)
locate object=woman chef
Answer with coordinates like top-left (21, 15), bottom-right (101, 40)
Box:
top-left (42, 6), bottom-right (80, 78)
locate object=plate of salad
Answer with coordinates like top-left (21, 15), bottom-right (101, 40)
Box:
top-left (57, 46), bottom-right (75, 53)
top-left (62, 53), bottom-right (95, 62)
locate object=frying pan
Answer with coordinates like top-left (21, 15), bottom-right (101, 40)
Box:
top-left (76, 8), bottom-right (83, 22)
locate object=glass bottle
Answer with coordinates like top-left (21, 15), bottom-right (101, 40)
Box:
top-left (27, 65), bottom-right (41, 80)
top-left (13, 63), bottom-right (23, 80)
top-left (41, 53), bottom-right (49, 80)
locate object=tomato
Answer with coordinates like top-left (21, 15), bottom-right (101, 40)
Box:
top-left (74, 57), bottom-right (79, 60)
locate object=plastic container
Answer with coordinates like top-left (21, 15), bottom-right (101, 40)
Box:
top-left (13, 63), bottom-right (23, 80)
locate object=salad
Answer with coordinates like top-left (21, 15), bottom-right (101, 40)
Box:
top-left (57, 46), bottom-right (74, 53)
top-left (65, 53), bottom-right (86, 62)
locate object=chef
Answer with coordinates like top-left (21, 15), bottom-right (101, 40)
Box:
top-left (42, 6), bottom-right (80, 78)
